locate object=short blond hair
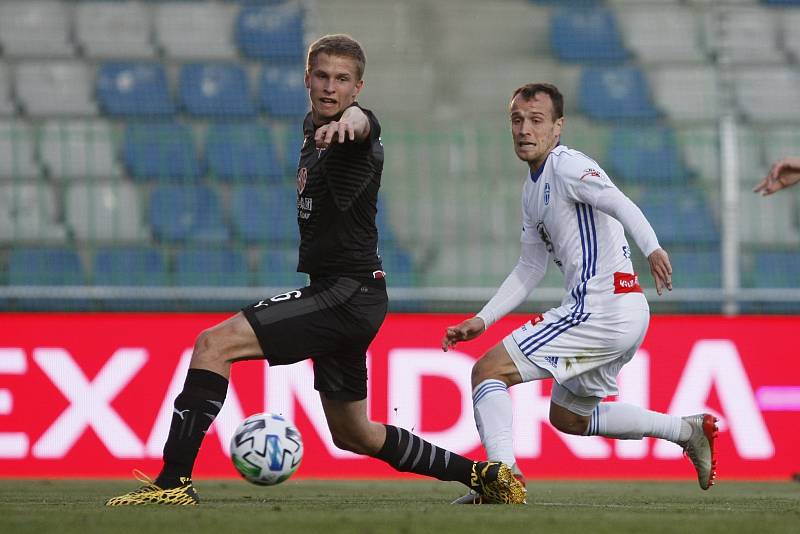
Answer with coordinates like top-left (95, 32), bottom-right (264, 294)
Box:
top-left (306, 34), bottom-right (366, 80)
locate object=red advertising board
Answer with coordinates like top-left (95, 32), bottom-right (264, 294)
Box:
top-left (0, 313), bottom-right (798, 480)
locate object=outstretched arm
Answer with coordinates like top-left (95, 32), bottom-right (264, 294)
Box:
top-left (314, 106), bottom-right (371, 148)
top-left (754, 157), bottom-right (800, 196)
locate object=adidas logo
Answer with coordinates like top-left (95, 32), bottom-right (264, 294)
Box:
top-left (544, 356), bottom-right (559, 368)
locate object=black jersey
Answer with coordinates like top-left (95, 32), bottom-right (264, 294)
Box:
top-left (295, 104), bottom-right (384, 278)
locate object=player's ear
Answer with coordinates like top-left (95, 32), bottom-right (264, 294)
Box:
top-left (553, 116), bottom-right (564, 137)
top-left (304, 70), bottom-right (310, 89)
top-left (352, 78), bottom-right (364, 99)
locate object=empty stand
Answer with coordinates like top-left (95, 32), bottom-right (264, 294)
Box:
top-left (179, 63), bottom-right (256, 118)
top-left (617, 5), bottom-right (705, 64)
top-left (93, 247), bottom-right (169, 286)
top-left (255, 248), bottom-right (307, 288)
top-left (670, 249), bottom-right (722, 288)
top-left (751, 250), bottom-right (800, 288)
top-left (0, 63), bottom-right (15, 116)
top-left (607, 126), bottom-right (688, 185)
top-left (66, 181), bottom-right (147, 242)
top-left (15, 62), bottom-right (97, 117)
top-left (739, 188), bottom-right (800, 246)
top-left (174, 247), bottom-right (249, 286)
top-left (96, 62), bottom-right (175, 117)
top-left (650, 66), bottom-right (720, 122)
top-left (230, 184), bottom-right (297, 243)
top-left (260, 65), bottom-right (308, 118)
top-left (207, 122), bottom-right (282, 182)
top-left (0, 1), bottom-right (74, 58)
top-left (40, 120), bottom-right (121, 180)
top-left (8, 247), bottom-right (83, 285)
top-left (638, 187), bottom-right (719, 246)
top-left (123, 122), bottom-right (204, 180)
top-left (236, 3), bottom-right (305, 61)
top-left (0, 121), bottom-right (41, 179)
top-left (0, 183), bottom-right (66, 243)
top-left (155, 2), bottom-right (238, 60)
top-left (551, 6), bottom-right (628, 63)
top-left (75, 1), bottom-right (156, 59)
top-left (579, 66), bottom-right (659, 120)
top-left (149, 184), bottom-right (229, 242)
top-left (705, 6), bottom-right (784, 65)
top-left (734, 67), bottom-right (800, 123)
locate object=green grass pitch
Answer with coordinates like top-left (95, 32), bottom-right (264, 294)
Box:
top-left (1, 480), bottom-right (798, 534)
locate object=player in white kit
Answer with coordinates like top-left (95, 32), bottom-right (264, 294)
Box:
top-left (442, 83), bottom-right (718, 503)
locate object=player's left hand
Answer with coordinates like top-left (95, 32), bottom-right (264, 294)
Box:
top-left (441, 317), bottom-right (486, 352)
top-left (753, 157), bottom-right (800, 196)
top-left (648, 248), bottom-right (672, 296)
top-left (314, 107), bottom-right (369, 149)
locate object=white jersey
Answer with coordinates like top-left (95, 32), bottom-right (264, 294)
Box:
top-left (521, 144), bottom-right (654, 312)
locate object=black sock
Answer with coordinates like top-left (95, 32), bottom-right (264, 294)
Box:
top-left (156, 368), bottom-right (228, 488)
top-left (374, 425), bottom-right (476, 488)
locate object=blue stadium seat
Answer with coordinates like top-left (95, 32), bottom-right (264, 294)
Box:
top-left (670, 249), bottom-right (721, 288)
top-left (174, 247), bottom-right (249, 286)
top-left (236, 3), bottom-right (305, 61)
top-left (123, 123), bottom-right (205, 181)
top-left (638, 188), bottom-right (719, 247)
top-left (231, 184), bottom-right (297, 243)
top-left (93, 247), bottom-right (169, 286)
top-left (149, 185), bottom-right (229, 242)
top-left (255, 248), bottom-right (307, 288)
top-left (607, 126), bottom-right (688, 185)
top-left (761, 0), bottom-right (800, 4)
top-left (8, 246), bottom-right (91, 310)
top-left (379, 246), bottom-right (416, 287)
top-left (579, 66), bottom-right (659, 121)
top-left (260, 65), bottom-right (308, 118)
top-left (752, 251), bottom-right (800, 288)
top-left (207, 122), bottom-right (283, 182)
top-left (179, 63), bottom-right (256, 118)
top-left (551, 7), bottom-right (627, 63)
top-left (96, 62), bottom-right (174, 117)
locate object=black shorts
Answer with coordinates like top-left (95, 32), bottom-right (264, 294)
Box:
top-left (242, 276), bottom-right (387, 401)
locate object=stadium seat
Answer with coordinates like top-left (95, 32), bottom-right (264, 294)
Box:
top-left (174, 247), bottom-right (249, 286)
top-left (123, 123), bottom-right (204, 181)
top-left (75, 1), bottom-right (156, 59)
top-left (578, 66), bottom-right (659, 121)
top-left (255, 248), bottom-right (308, 288)
top-left (0, 121), bottom-right (41, 179)
top-left (650, 66), bottom-right (720, 122)
top-left (40, 120), bottom-right (121, 180)
top-left (379, 245), bottom-right (416, 287)
top-left (761, 127), bottom-right (800, 170)
top-left (704, 6), bottom-right (784, 65)
top-left (66, 182), bottom-right (148, 242)
top-left (607, 126), bottom-right (688, 185)
top-left (149, 185), bottom-right (229, 242)
top-left (15, 62), bottom-right (98, 117)
top-left (424, 241), bottom-right (521, 287)
top-left (230, 184), bottom-right (297, 243)
top-left (8, 247), bottom-right (84, 286)
top-left (0, 183), bottom-right (67, 243)
top-left (782, 10), bottom-right (800, 62)
top-left (676, 125), bottom-right (765, 187)
top-left (155, 2), bottom-right (238, 60)
top-left (260, 66), bottom-right (309, 118)
top-left (0, 1), bottom-right (74, 58)
top-left (550, 7), bottom-right (628, 63)
top-left (207, 123), bottom-right (283, 182)
top-left (669, 249), bottom-right (722, 288)
top-left (93, 247), bottom-right (169, 287)
top-left (179, 63), bottom-right (256, 118)
top-left (739, 188), bottom-right (800, 246)
top-left (734, 67), bottom-right (800, 122)
top-left (751, 250), bottom-right (800, 288)
top-left (96, 62), bottom-right (175, 117)
top-left (616, 6), bottom-right (705, 64)
top-left (236, 3), bottom-right (305, 61)
top-left (0, 63), bottom-right (15, 116)
top-left (637, 187), bottom-right (719, 246)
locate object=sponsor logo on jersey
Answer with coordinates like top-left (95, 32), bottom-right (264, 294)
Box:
top-left (297, 167), bottom-right (308, 194)
top-left (581, 168), bottom-right (601, 180)
top-left (544, 182), bottom-right (551, 205)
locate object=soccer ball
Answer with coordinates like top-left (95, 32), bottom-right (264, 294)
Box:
top-left (229, 412), bottom-right (303, 486)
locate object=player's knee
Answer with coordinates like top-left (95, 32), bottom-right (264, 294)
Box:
top-left (471, 354), bottom-right (499, 387)
top-left (192, 329), bottom-right (224, 367)
top-left (549, 411), bottom-right (589, 435)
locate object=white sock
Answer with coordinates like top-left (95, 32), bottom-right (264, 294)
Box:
top-left (472, 379), bottom-right (516, 466)
top-left (584, 402), bottom-right (691, 443)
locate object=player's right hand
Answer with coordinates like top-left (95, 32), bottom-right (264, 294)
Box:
top-left (754, 156), bottom-right (800, 196)
top-left (441, 317), bottom-right (486, 352)
top-left (648, 248), bottom-right (672, 296)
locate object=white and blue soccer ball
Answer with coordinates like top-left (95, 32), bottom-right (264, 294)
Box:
top-left (230, 412), bottom-right (304, 486)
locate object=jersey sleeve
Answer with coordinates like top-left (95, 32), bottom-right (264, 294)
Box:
top-left (324, 107), bottom-right (383, 211)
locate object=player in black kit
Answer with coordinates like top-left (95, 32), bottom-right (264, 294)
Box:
top-left (106, 34), bottom-right (525, 506)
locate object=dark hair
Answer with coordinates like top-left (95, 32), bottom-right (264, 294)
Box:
top-left (306, 34), bottom-right (366, 81)
top-left (509, 83), bottom-right (564, 120)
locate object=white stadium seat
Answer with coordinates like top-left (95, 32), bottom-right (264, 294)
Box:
top-left (739, 187), bottom-right (800, 246)
top-left (734, 67), bottom-right (800, 123)
top-left (781, 11), bottom-right (800, 62)
top-left (155, 2), bottom-right (238, 60)
top-left (762, 127), bottom-right (800, 170)
top-left (40, 120), bottom-right (121, 180)
top-left (15, 62), bottom-right (97, 117)
top-left (617, 6), bottom-right (706, 63)
top-left (423, 241), bottom-right (521, 287)
top-left (66, 181), bottom-right (147, 242)
top-left (0, 1), bottom-right (74, 58)
top-left (76, 2), bottom-right (156, 59)
top-left (0, 63), bottom-right (16, 116)
top-left (0, 121), bottom-right (41, 179)
top-left (704, 7), bottom-right (784, 65)
top-left (650, 66), bottom-right (720, 122)
top-left (0, 183), bottom-right (67, 243)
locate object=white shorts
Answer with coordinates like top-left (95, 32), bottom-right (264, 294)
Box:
top-left (503, 303), bottom-right (650, 400)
